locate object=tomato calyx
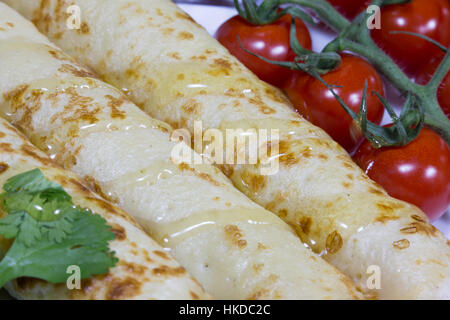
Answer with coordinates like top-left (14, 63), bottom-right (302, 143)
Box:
top-left (234, 0), bottom-right (314, 26)
top-left (238, 17), bottom-right (341, 74)
top-left (320, 76), bottom-right (423, 148)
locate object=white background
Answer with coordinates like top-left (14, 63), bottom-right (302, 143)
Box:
top-left (178, 3), bottom-right (450, 237)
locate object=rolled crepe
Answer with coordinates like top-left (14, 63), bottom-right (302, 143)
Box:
top-left (0, 3), bottom-right (361, 299)
top-left (9, 0), bottom-right (450, 299)
top-left (0, 118), bottom-right (209, 300)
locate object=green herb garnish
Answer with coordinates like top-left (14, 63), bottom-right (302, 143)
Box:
top-left (0, 169), bottom-right (117, 288)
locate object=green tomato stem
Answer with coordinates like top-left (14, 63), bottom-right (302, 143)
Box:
top-left (280, 0), bottom-right (450, 145)
top-left (279, 0), bottom-right (350, 31)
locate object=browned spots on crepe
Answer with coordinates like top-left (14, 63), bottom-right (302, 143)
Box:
top-left (224, 88), bottom-right (245, 98)
top-left (48, 49), bottom-right (73, 63)
top-left (119, 261), bottom-right (147, 275)
top-left (153, 250), bottom-right (171, 260)
top-left (277, 208), bottom-right (288, 218)
top-left (190, 291), bottom-right (200, 300)
top-left (247, 275), bottom-right (281, 300)
top-left (369, 187), bottom-right (384, 196)
top-left (400, 215), bottom-right (439, 237)
top-left (241, 171), bottom-right (266, 194)
top-left (86, 196), bottom-right (134, 224)
top-left (191, 55), bottom-right (207, 61)
top-left (175, 11), bottom-right (196, 23)
top-left (77, 21), bottom-right (90, 34)
top-left (5, 22), bottom-right (14, 28)
top-left (342, 181), bottom-right (352, 189)
top-left (224, 224), bottom-right (247, 249)
top-left (57, 87), bottom-right (99, 125)
top-left (152, 265), bottom-right (187, 277)
top-left (0, 132), bottom-right (5, 139)
top-left (104, 94), bottom-right (126, 119)
top-left (3, 84), bottom-right (29, 108)
top-left (375, 213), bottom-right (400, 224)
top-left (416, 259), bottom-right (447, 267)
top-left (276, 140), bottom-right (313, 166)
top-left (297, 216), bottom-right (313, 235)
top-left (106, 277), bottom-right (142, 300)
top-left (125, 56), bottom-right (147, 80)
top-left (182, 99), bottom-right (201, 115)
top-left (376, 201), bottom-right (404, 214)
top-left (213, 58), bottom-right (232, 70)
top-left (177, 31), bottom-right (194, 40)
top-left (263, 87), bottom-right (289, 104)
top-left (207, 67), bottom-right (231, 77)
top-left (247, 288), bottom-right (271, 300)
top-left (168, 52), bottom-right (182, 60)
top-left (31, 0), bottom-right (52, 33)
top-left (58, 64), bottom-right (96, 78)
top-left (110, 223), bottom-right (127, 241)
top-left (325, 230), bottom-right (343, 254)
top-left (248, 96), bottom-right (276, 115)
top-left (253, 263), bottom-right (264, 273)
top-left (341, 160), bottom-right (355, 169)
top-left (392, 239), bottom-right (410, 250)
top-left (83, 175), bottom-right (120, 204)
top-left (257, 242), bottom-right (268, 250)
top-left (15, 88), bottom-right (45, 130)
top-left (0, 162), bottom-right (9, 174)
top-left (67, 177), bottom-right (91, 195)
top-left (220, 164), bottom-right (234, 178)
top-left (178, 163), bottom-right (223, 187)
top-left (161, 27), bottom-right (174, 36)
top-left (0, 143), bottom-right (14, 153)
top-left (20, 144), bottom-right (56, 167)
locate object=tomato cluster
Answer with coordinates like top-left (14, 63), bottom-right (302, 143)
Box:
top-left (216, 0), bottom-right (450, 221)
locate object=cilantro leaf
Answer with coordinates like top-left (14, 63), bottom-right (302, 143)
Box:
top-left (0, 169), bottom-right (117, 288)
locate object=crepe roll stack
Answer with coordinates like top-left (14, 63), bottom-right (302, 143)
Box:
top-left (0, 117), bottom-right (210, 300)
top-left (0, 3), bottom-right (361, 299)
top-left (9, 0), bottom-right (449, 299)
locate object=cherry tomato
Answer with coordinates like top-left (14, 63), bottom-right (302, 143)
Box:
top-left (215, 14), bottom-right (312, 87)
top-left (354, 127), bottom-right (450, 222)
top-left (415, 53), bottom-right (450, 119)
top-left (284, 53), bottom-right (385, 153)
top-left (371, 0), bottom-right (450, 77)
top-left (327, 0), bottom-right (371, 20)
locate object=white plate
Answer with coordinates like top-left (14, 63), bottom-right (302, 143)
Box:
top-left (179, 3), bottom-right (450, 238)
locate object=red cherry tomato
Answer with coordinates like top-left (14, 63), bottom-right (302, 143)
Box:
top-left (215, 14), bottom-right (312, 87)
top-left (283, 53), bottom-right (385, 153)
top-left (415, 54), bottom-right (450, 119)
top-left (327, 0), bottom-right (371, 20)
top-left (354, 127), bottom-right (450, 222)
top-left (371, 0), bottom-right (450, 77)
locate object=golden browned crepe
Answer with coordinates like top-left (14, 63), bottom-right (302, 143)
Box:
top-left (8, 0), bottom-right (449, 299)
top-left (0, 117), bottom-right (210, 300)
top-left (0, 3), bottom-right (362, 299)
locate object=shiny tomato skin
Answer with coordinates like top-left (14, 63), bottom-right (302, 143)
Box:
top-left (371, 0), bottom-right (450, 77)
top-left (215, 14), bottom-right (312, 87)
top-left (284, 53), bottom-right (385, 153)
top-left (327, 0), bottom-right (371, 20)
top-left (415, 54), bottom-right (450, 119)
top-left (354, 128), bottom-right (450, 222)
